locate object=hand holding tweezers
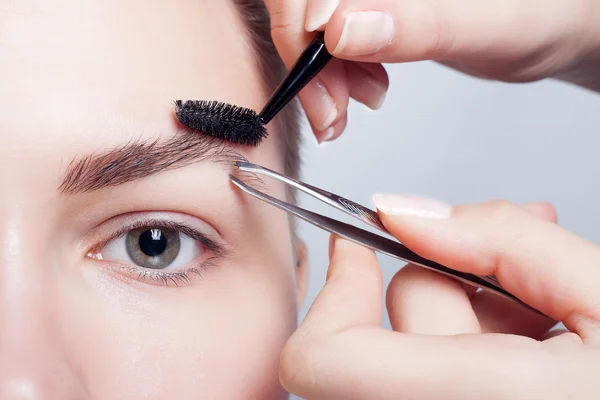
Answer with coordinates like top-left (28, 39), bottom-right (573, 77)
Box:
top-left (230, 162), bottom-right (546, 317)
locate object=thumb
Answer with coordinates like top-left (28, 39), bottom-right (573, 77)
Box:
top-left (279, 235), bottom-right (383, 397)
top-left (372, 194), bottom-right (600, 334)
top-left (323, 0), bottom-right (593, 65)
top-left (298, 235), bottom-right (383, 336)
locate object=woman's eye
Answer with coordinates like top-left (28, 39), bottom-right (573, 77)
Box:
top-left (100, 226), bottom-right (203, 270)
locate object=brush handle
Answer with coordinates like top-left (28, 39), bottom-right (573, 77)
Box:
top-left (259, 32), bottom-right (333, 124)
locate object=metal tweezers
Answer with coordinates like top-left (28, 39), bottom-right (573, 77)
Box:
top-left (230, 161), bottom-right (544, 317)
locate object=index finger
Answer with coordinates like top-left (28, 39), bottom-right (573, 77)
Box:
top-left (374, 197), bottom-right (600, 330)
top-left (262, 0), bottom-right (311, 62)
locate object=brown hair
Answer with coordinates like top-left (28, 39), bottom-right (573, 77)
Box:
top-left (232, 0), bottom-right (303, 192)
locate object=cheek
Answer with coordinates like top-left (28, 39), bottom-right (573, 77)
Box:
top-left (65, 250), bottom-right (296, 399)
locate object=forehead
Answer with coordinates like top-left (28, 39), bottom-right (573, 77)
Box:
top-left (0, 0), bottom-right (268, 154)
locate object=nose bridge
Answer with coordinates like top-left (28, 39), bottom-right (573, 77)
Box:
top-left (0, 207), bottom-right (87, 399)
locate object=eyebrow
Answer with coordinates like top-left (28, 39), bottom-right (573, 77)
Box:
top-left (59, 132), bottom-right (247, 194)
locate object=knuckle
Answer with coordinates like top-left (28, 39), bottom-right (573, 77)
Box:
top-left (269, 23), bottom-right (292, 41)
top-left (538, 202), bottom-right (558, 221)
top-left (483, 200), bottom-right (529, 269)
top-left (486, 199), bottom-right (522, 228)
top-left (269, 23), bottom-right (302, 50)
top-left (422, 0), bottom-right (455, 58)
top-left (266, 1), bottom-right (304, 35)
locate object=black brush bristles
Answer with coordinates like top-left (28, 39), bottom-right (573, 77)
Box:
top-left (173, 100), bottom-right (267, 146)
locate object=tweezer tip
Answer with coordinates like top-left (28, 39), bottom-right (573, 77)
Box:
top-left (235, 161), bottom-right (262, 173)
top-left (229, 174), bottom-right (242, 185)
top-left (230, 174), bottom-right (257, 198)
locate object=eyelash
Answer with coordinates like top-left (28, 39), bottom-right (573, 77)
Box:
top-left (88, 219), bottom-right (225, 287)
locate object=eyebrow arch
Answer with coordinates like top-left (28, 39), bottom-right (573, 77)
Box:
top-left (59, 132), bottom-right (249, 194)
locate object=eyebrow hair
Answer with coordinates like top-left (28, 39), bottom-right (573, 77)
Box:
top-left (59, 132), bottom-right (248, 194)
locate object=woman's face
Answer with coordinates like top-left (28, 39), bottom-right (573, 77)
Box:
top-left (0, 0), bottom-right (303, 398)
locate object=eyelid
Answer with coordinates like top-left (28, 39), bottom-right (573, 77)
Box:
top-left (79, 211), bottom-right (227, 258)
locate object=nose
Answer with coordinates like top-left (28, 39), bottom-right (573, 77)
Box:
top-left (0, 225), bottom-right (88, 399)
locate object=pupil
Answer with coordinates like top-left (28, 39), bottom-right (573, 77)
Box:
top-left (139, 229), bottom-right (168, 257)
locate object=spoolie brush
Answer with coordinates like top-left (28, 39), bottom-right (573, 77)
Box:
top-left (174, 32), bottom-right (332, 147)
top-left (174, 100), bottom-right (267, 146)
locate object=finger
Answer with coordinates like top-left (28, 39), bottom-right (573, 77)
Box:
top-left (297, 58), bottom-right (349, 143)
top-left (263, 0), bottom-right (308, 23)
top-left (264, 0), bottom-right (312, 79)
top-left (521, 202), bottom-right (558, 223)
top-left (305, 0), bottom-right (339, 32)
top-left (471, 202), bottom-right (558, 338)
top-left (324, 0), bottom-right (592, 64)
top-left (386, 264), bottom-right (481, 335)
top-left (372, 195), bottom-right (600, 332)
top-left (387, 203), bottom-right (556, 337)
top-left (472, 290), bottom-right (557, 339)
top-left (312, 110), bottom-right (347, 143)
top-left (280, 235), bottom-right (383, 395)
top-left (267, 1), bottom-right (350, 138)
top-left (281, 323), bottom-right (591, 400)
top-left (297, 235), bottom-right (383, 337)
top-left (346, 62), bottom-right (389, 110)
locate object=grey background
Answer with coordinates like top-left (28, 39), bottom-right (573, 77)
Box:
top-left (290, 61), bottom-right (600, 399)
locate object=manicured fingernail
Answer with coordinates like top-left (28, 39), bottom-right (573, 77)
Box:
top-left (305, 0), bottom-right (339, 32)
top-left (317, 127), bottom-right (335, 144)
top-left (303, 79), bottom-right (337, 131)
top-left (361, 79), bottom-right (388, 110)
top-left (333, 11), bottom-right (394, 56)
top-left (372, 194), bottom-right (452, 219)
top-left (370, 85), bottom-right (387, 109)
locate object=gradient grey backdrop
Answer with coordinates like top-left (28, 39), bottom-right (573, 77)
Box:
top-left (290, 61), bottom-right (600, 399)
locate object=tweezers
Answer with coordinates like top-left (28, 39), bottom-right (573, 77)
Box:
top-left (230, 161), bottom-right (545, 317)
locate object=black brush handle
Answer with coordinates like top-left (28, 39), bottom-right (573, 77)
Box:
top-left (259, 31), bottom-right (333, 124)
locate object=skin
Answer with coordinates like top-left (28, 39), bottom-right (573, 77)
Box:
top-left (0, 0), bottom-right (306, 398)
top-left (280, 200), bottom-right (600, 399)
top-left (265, 0), bottom-right (600, 142)
top-left (262, 1), bottom-right (600, 398)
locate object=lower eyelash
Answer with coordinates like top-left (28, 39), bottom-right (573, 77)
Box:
top-left (133, 268), bottom-right (201, 286)
top-left (109, 256), bottom-right (219, 287)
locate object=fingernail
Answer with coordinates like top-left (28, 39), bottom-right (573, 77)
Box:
top-left (305, 0), bottom-right (339, 32)
top-left (370, 86), bottom-right (387, 109)
top-left (317, 127), bottom-right (335, 144)
top-left (372, 194), bottom-right (452, 219)
top-left (333, 11), bottom-right (394, 56)
top-left (303, 79), bottom-right (338, 132)
top-left (361, 78), bottom-right (388, 110)
top-left (328, 234), bottom-right (336, 263)
top-left (326, 235), bottom-right (337, 281)
top-left (326, 236), bottom-right (354, 281)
